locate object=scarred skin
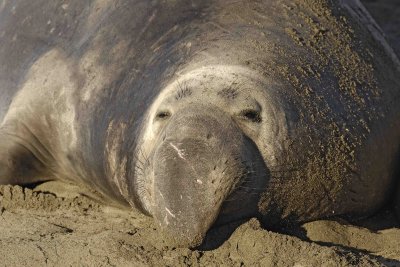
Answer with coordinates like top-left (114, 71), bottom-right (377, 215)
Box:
top-left (0, 0), bottom-right (399, 247)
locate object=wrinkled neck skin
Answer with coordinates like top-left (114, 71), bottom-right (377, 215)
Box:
top-left (130, 65), bottom-right (288, 247)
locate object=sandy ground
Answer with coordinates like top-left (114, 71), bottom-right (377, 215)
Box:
top-left (1, 0), bottom-right (400, 266)
top-left (1, 182), bottom-right (399, 267)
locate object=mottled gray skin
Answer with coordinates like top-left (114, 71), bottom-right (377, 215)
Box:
top-left (0, 0), bottom-right (399, 247)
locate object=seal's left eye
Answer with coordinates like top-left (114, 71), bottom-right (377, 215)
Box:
top-left (240, 109), bottom-right (261, 123)
top-left (156, 111), bottom-right (171, 120)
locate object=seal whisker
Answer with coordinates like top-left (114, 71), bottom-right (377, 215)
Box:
top-left (139, 148), bottom-right (151, 167)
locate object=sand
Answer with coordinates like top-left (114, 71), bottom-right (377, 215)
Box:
top-left (0, 182), bottom-right (398, 266)
top-left (1, 0), bottom-right (399, 266)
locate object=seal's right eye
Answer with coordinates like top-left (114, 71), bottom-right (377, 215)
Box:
top-left (155, 111), bottom-right (171, 120)
top-left (240, 109), bottom-right (262, 123)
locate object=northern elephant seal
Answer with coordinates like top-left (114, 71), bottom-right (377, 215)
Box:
top-left (0, 0), bottom-right (399, 247)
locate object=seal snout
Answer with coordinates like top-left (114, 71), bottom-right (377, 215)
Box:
top-left (153, 138), bottom-right (223, 246)
top-left (150, 108), bottom-right (246, 247)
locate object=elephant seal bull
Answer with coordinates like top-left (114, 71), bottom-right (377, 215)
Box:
top-left (0, 0), bottom-right (399, 247)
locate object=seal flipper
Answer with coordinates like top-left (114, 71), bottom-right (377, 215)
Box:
top-left (0, 125), bottom-right (49, 185)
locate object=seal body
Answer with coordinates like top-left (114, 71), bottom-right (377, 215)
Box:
top-left (0, 0), bottom-right (399, 247)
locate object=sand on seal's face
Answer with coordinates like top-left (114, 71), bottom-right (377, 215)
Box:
top-left (0, 0), bottom-right (400, 266)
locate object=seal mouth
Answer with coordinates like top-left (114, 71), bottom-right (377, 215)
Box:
top-left (191, 167), bottom-right (267, 250)
top-left (196, 159), bottom-right (268, 250)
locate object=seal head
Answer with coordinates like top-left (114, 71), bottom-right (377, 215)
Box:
top-left (134, 65), bottom-right (280, 246)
